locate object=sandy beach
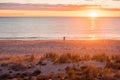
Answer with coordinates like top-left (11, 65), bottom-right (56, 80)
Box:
top-left (0, 40), bottom-right (119, 55)
top-left (0, 40), bottom-right (120, 80)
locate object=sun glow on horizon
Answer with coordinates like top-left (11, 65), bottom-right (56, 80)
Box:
top-left (0, 9), bottom-right (119, 17)
top-left (89, 34), bottom-right (96, 40)
top-left (89, 11), bottom-right (99, 17)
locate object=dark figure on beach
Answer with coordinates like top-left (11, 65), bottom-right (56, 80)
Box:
top-left (63, 36), bottom-right (66, 40)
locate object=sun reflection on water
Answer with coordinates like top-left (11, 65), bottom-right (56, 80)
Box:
top-left (89, 11), bottom-right (97, 40)
top-left (89, 34), bottom-right (96, 40)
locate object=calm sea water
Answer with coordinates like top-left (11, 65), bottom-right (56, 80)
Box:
top-left (0, 17), bottom-right (120, 40)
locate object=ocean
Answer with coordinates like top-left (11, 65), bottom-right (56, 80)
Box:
top-left (0, 17), bottom-right (120, 40)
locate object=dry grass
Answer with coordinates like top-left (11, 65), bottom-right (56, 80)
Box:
top-left (0, 53), bottom-right (120, 80)
top-left (92, 53), bottom-right (110, 62)
top-left (111, 54), bottom-right (120, 63)
top-left (43, 52), bottom-right (60, 62)
top-left (57, 53), bottom-right (81, 63)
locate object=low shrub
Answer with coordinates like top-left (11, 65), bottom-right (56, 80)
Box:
top-left (44, 52), bottom-right (59, 62)
top-left (92, 53), bottom-right (110, 62)
top-left (111, 54), bottom-right (120, 63)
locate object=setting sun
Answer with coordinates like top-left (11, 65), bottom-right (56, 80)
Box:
top-left (89, 11), bottom-right (98, 17)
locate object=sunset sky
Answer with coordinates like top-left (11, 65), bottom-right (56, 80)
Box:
top-left (0, 0), bottom-right (120, 8)
top-left (0, 0), bottom-right (120, 17)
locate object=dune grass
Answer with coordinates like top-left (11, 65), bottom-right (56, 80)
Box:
top-left (0, 52), bottom-right (120, 80)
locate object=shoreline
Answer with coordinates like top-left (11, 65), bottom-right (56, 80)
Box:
top-left (0, 38), bottom-right (120, 40)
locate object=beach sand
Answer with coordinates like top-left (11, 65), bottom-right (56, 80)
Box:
top-left (0, 40), bottom-right (119, 79)
top-left (0, 40), bottom-right (119, 55)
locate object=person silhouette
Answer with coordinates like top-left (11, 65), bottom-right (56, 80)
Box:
top-left (63, 36), bottom-right (65, 41)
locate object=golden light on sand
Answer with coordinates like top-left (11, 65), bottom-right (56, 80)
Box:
top-left (89, 11), bottom-right (98, 17)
